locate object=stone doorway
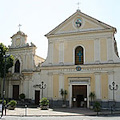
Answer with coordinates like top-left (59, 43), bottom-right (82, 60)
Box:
top-left (13, 85), bottom-right (19, 100)
top-left (72, 85), bottom-right (87, 107)
top-left (35, 90), bottom-right (40, 105)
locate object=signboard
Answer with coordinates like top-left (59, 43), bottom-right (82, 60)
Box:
top-left (0, 104), bottom-right (2, 112)
top-left (76, 66), bottom-right (82, 71)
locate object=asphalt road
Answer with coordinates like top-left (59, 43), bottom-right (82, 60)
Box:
top-left (1, 116), bottom-right (120, 120)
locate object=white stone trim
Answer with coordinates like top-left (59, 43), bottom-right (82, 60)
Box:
top-left (68, 77), bottom-right (90, 108)
top-left (108, 71), bottom-right (114, 100)
top-left (13, 55), bottom-right (22, 73)
top-left (107, 37), bottom-right (113, 62)
top-left (73, 45), bottom-right (86, 64)
top-left (59, 73), bottom-right (64, 98)
top-left (59, 41), bottom-right (64, 64)
top-left (94, 38), bottom-right (100, 63)
top-left (95, 73), bottom-right (101, 99)
top-left (48, 73), bottom-right (53, 99)
top-left (48, 41), bottom-right (53, 64)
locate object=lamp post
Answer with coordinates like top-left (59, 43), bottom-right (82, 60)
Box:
top-left (109, 81), bottom-right (118, 112)
top-left (109, 81), bottom-right (118, 101)
top-left (33, 81), bottom-right (46, 98)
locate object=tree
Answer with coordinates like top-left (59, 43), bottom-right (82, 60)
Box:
top-left (0, 43), bottom-right (14, 78)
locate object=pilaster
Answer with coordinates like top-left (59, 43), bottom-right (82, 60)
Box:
top-left (48, 41), bottom-right (53, 64)
top-left (108, 71), bottom-right (114, 100)
top-left (48, 72), bottom-right (53, 98)
top-left (94, 38), bottom-right (100, 63)
top-left (95, 72), bottom-right (101, 99)
top-left (59, 41), bottom-right (64, 65)
top-left (107, 37), bottom-right (113, 62)
top-left (59, 73), bottom-right (64, 98)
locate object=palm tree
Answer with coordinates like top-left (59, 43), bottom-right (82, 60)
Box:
top-left (60, 89), bottom-right (64, 100)
top-left (89, 92), bottom-right (96, 108)
top-left (89, 92), bottom-right (96, 101)
top-left (60, 89), bottom-right (68, 105)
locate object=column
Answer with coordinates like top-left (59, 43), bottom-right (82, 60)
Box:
top-left (94, 38), bottom-right (100, 63)
top-left (48, 41), bottom-right (53, 64)
top-left (48, 72), bottom-right (53, 98)
top-left (59, 73), bottom-right (64, 98)
top-left (95, 73), bottom-right (101, 99)
top-left (69, 84), bottom-right (72, 108)
top-left (107, 37), bottom-right (113, 62)
top-left (59, 41), bottom-right (64, 64)
top-left (108, 71), bottom-right (114, 100)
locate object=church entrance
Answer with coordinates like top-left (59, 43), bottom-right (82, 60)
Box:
top-left (72, 85), bottom-right (87, 107)
top-left (35, 90), bottom-right (40, 105)
top-left (13, 85), bottom-right (19, 100)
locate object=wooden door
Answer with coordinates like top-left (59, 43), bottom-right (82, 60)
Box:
top-left (72, 85), bottom-right (87, 107)
top-left (13, 85), bottom-right (19, 100)
top-left (35, 90), bottom-right (40, 105)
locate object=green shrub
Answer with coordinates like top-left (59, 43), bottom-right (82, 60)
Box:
top-left (19, 93), bottom-right (25, 99)
top-left (94, 101), bottom-right (101, 112)
top-left (0, 100), bottom-right (6, 105)
top-left (8, 100), bottom-right (17, 107)
top-left (40, 97), bottom-right (49, 106)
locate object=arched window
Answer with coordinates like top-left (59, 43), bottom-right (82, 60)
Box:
top-left (75, 46), bottom-right (84, 65)
top-left (14, 60), bottom-right (20, 73)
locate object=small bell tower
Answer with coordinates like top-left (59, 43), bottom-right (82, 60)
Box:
top-left (10, 24), bottom-right (28, 48)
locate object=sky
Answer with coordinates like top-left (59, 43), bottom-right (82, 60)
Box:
top-left (0, 0), bottom-right (120, 59)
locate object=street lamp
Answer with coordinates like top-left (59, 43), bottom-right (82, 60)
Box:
top-left (109, 81), bottom-right (118, 112)
top-left (109, 81), bottom-right (118, 101)
top-left (33, 81), bottom-right (46, 98)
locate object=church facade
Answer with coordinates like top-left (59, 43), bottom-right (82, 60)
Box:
top-left (1, 10), bottom-right (120, 108)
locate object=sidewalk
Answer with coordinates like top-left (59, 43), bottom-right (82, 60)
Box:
top-left (3, 107), bottom-right (96, 116)
top-left (2, 107), bottom-right (120, 117)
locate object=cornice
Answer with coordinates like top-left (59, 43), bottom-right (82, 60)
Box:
top-left (41, 63), bottom-right (120, 71)
top-left (47, 28), bottom-right (114, 39)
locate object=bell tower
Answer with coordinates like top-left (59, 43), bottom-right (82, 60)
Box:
top-left (10, 30), bottom-right (28, 48)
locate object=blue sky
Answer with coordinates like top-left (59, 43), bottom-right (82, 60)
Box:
top-left (0, 0), bottom-right (120, 58)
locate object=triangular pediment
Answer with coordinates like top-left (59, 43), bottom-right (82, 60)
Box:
top-left (45, 10), bottom-right (116, 37)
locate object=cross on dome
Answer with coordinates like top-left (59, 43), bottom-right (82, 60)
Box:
top-left (76, 1), bottom-right (81, 11)
top-left (18, 24), bottom-right (22, 31)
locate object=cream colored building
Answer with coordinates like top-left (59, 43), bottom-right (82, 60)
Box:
top-left (38, 10), bottom-right (120, 108)
top-left (2, 31), bottom-right (44, 103)
top-left (1, 10), bottom-right (120, 108)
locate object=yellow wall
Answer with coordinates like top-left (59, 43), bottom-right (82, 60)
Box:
top-left (100, 38), bottom-right (107, 61)
top-left (53, 75), bottom-right (59, 99)
top-left (101, 73), bottom-right (108, 100)
top-left (83, 21), bottom-right (99, 29)
top-left (64, 40), bottom-right (94, 63)
top-left (52, 73), bottom-right (95, 99)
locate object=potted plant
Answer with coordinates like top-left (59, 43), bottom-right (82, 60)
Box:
top-left (89, 92), bottom-right (96, 109)
top-left (19, 93), bottom-right (25, 101)
top-left (93, 101), bottom-right (101, 115)
top-left (7, 100), bottom-right (17, 110)
top-left (40, 97), bottom-right (49, 110)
